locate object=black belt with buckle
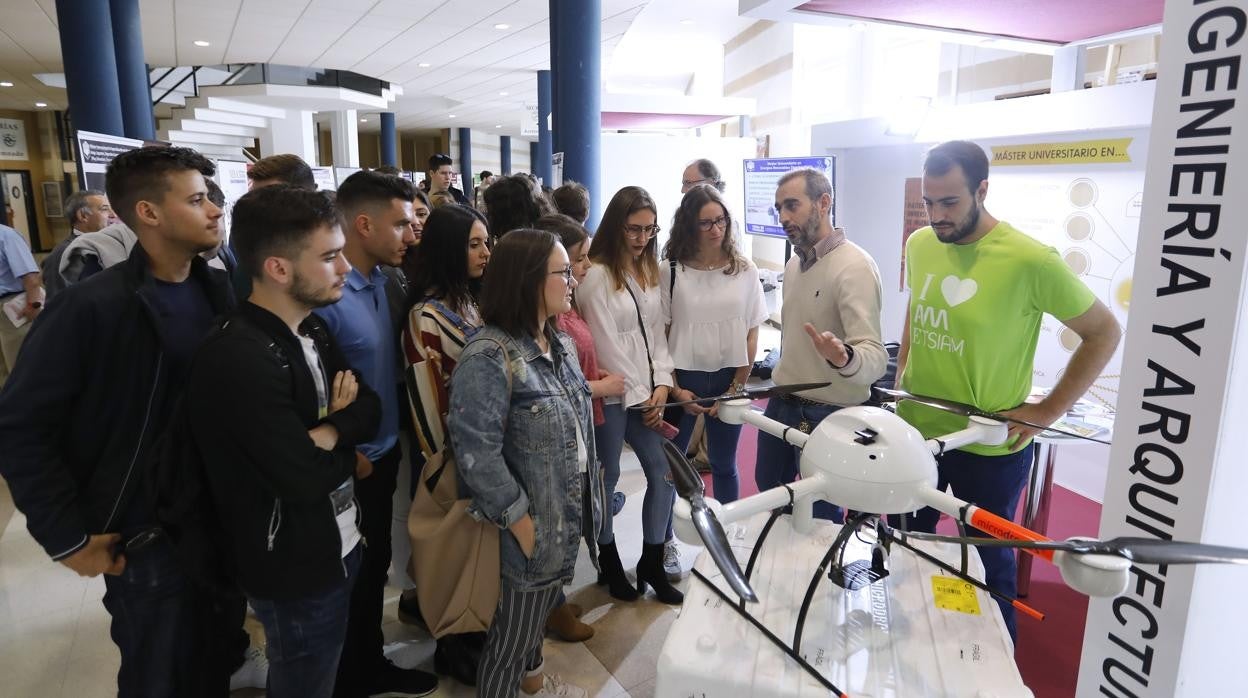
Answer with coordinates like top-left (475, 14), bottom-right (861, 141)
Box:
top-left (777, 392), bottom-right (827, 407)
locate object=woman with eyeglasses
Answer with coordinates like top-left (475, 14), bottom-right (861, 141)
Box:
top-left (577, 186), bottom-right (683, 604)
top-left (448, 228), bottom-right (601, 698)
top-left (401, 203), bottom-right (492, 686)
top-left (662, 184), bottom-right (768, 505)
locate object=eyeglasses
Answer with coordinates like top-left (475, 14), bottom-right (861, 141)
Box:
top-left (697, 216), bottom-right (729, 232)
top-left (623, 224), bottom-right (661, 240)
top-left (549, 267), bottom-right (574, 283)
top-left (682, 178), bottom-right (711, 188)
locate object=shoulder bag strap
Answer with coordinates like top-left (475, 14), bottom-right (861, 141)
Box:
top-left (623, 280), bottom-right (655, 392)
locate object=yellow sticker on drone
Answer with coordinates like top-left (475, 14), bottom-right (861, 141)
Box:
top-left (932, 576), bottom-right (982, 615)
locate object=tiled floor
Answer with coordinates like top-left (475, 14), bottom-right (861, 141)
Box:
top-left (0, 453), bottom-right (703, 698)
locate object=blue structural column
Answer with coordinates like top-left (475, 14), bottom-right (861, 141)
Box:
top-left (535, 70), bottom-right (553, 186)
top-left (457, 127), bottom-right (473, 193)
top-left (549, 0), bottom-right (601, 224)
top-left (55, 0), bottom-right (125, 137)
top-left (380, 112), bottom-right (397, 167)
top-left (109, 0), bottom-right (154, 140)
top-left (500, 135), bottom-right (512, 174)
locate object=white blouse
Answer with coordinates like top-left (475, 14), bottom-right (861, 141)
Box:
top-left (577, 263), bottom-right (675, 408)
top-left (661, 258), bottom-right (769, 372)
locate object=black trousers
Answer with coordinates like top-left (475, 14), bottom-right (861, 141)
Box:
top-left (333, 444), bottom-right (402, 697)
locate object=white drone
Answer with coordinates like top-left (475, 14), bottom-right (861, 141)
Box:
top-left (660, 386), bottom-right (1248, 604)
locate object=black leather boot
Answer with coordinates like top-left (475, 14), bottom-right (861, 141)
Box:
top-left (595, 540), bottom-right (640, 601)
top-left (636, 542), bottom-right (685, 605)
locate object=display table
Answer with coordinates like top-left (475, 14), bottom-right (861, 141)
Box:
top-left (657, 512), bottom-right (1031, 698)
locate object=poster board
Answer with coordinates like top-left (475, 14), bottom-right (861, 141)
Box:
top-left (311, 167), bottom-right (337, 191)
top-left (0, 117), bottom-right (29, 160)
top-left (742, 156), bottom-right (836, 238)
top-left (212, 160), bottom-right (250, 243)
top-left (75, 130), bottom-right (145, 191)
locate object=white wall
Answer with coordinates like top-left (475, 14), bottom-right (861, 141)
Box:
top-left (599, 133), bottom-right (757, 253)
top-left (449, 129), bottom-right (534, 184)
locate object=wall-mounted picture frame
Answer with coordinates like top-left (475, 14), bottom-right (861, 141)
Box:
top-left (42, 181), bottom-right (64, 218)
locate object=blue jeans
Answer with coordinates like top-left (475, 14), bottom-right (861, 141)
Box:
top-left (597, 403), bottom-right (676, 545)
top-left (903, 444), bottom-right (1034, 642)
top-left (672, 368), bottom-right (742, 503)
top-left (755, 397), bottom-right (842, 522)
top-left (102, 535), bottom-right (209, 697)
top-left (251, 544), bottom-right (362, 698)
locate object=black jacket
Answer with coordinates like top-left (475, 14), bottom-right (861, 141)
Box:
top-left (186, 302), bottom-right (380, 601)
top-left (0, 247), bottom-right (235, 561)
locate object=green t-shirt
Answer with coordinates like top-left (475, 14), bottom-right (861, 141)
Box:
top-left (898, 221), bottom-right (1096, 455)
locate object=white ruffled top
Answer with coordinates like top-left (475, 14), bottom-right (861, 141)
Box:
top-left (661, 258), bottom-right (769, 372)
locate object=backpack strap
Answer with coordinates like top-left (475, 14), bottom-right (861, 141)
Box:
top-left (669, 258), bottom-right (677, 299)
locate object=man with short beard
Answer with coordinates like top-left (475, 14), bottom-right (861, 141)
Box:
top-left (754, 168), bottom-right (888, 519)
top-left (186, 185), bottom-right (381, 698)
top-left (895, 140), bottom-right (1120, 642)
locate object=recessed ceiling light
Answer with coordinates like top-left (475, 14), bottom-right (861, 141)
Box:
top-left (359, 118), bottom-right (368, 122)
top-left (193, 40), bottom-right (211, 47)
top-left (448, 114), bottom-right (456, 118)
top-left (499, 91), bottom-right (509, 96)
top-left (495, 124), bottom-right (501, 128)
top-left (493, 23), bottom-right (510, 30)
top-left (0, 81), bottom-right (13, 87)
top-left (679, 19), bottom-right (694, 26)
top-left (34, 102), bottom-right (47, 107)
top-left (418, 62), bottom-right (431, 68)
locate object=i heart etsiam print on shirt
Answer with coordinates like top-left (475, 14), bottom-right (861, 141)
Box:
top-left (940, 275), bottom-right (978, 307)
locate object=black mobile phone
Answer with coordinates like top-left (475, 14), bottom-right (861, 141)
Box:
top-left (112, 527), bottom-right (163, 559)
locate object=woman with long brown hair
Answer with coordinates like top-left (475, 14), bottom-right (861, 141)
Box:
top-left (577, 186), bottom-right (683, 604)
top-left (661, 184), bottom-right (767, 504)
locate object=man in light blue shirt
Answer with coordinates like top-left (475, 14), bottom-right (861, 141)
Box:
top-left (314, 170), bottom-right (435, 698)
top-left (0, 222), bottom-right (44, 387)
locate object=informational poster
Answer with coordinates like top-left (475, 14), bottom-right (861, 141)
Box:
top-left (76, 130), bottom-right (145, 191)
top-left (742, 156), bottom-right (836, 238)
top-left (212, 160), bottom-right (250, 243)
top-left (311, 167), bottom-right (337, 191)
top-left (522, 104), bottom-right (539, 137)
top-left (334, 167), bottom-right (362, 186)
top-left (551, 152), bottom-right (564, 188)
top-left (900, 177), bottom-right (926, 291)
top-left (0, 117), bottom-right (29, 160)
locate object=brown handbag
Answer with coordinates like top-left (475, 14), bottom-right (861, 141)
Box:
top-left (405, 336), bottom-right (511, 638)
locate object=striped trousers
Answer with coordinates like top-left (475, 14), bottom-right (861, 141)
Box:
top-left (477, 581), bottom-right (562, 697)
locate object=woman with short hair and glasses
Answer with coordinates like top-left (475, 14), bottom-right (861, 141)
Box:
top-left (662, 184), bottom-right (768, 505)
top-left (577, 186), bottom-right (683, 604)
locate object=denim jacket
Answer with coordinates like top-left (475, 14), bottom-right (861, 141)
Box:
top-left (448, 325), bottom-right (604, 589)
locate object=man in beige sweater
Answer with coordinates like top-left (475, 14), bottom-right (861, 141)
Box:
top-left (755, 168), bottom-right (887, 520)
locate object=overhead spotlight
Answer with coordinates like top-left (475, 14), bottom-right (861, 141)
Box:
top-left (193, 40), bottom-right (211, 47)
top-left (449, 114), bottom-right (456, 118)
top-left (418, 62), bottom-right (431, 68)
top-left (495, 124), bottom-right (502, 128)
top-left (0, 81), bottom-right (13, 87)
top-left (360, 118), bottom-right (368, 122)
top-left (679, 19), bottom-right (695, 26)
top-left (494, 23), bottom-right (510, 30)
top-left (884, 96), bottom-right (932, 138)
top-left (35, 101), bottom-right (47, 107)
top-left (499, 91), bottom-right (509, 96)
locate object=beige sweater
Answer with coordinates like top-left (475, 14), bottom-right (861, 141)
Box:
top-left (773, 240), bottom-right (887, 406)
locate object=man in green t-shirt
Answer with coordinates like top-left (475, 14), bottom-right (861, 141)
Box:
top-left (895, 140), bottom-right (1121, 641)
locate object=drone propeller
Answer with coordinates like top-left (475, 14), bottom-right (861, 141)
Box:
top-left (633, 381), bottom-right (833, 411)
top-left (873, 387), bottom-right (1112, 445)
top-left (890, 529), bottom-right (1248, 566)
top-left (660, 439), bottom-right (758, 602)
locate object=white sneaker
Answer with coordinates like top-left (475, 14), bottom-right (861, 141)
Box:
top-left (229, 646), bottom-right (269, 691)
top-left (520, 674), bottom-right (588, 698)
top-left (663, 539), bottom-right (684, 582)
